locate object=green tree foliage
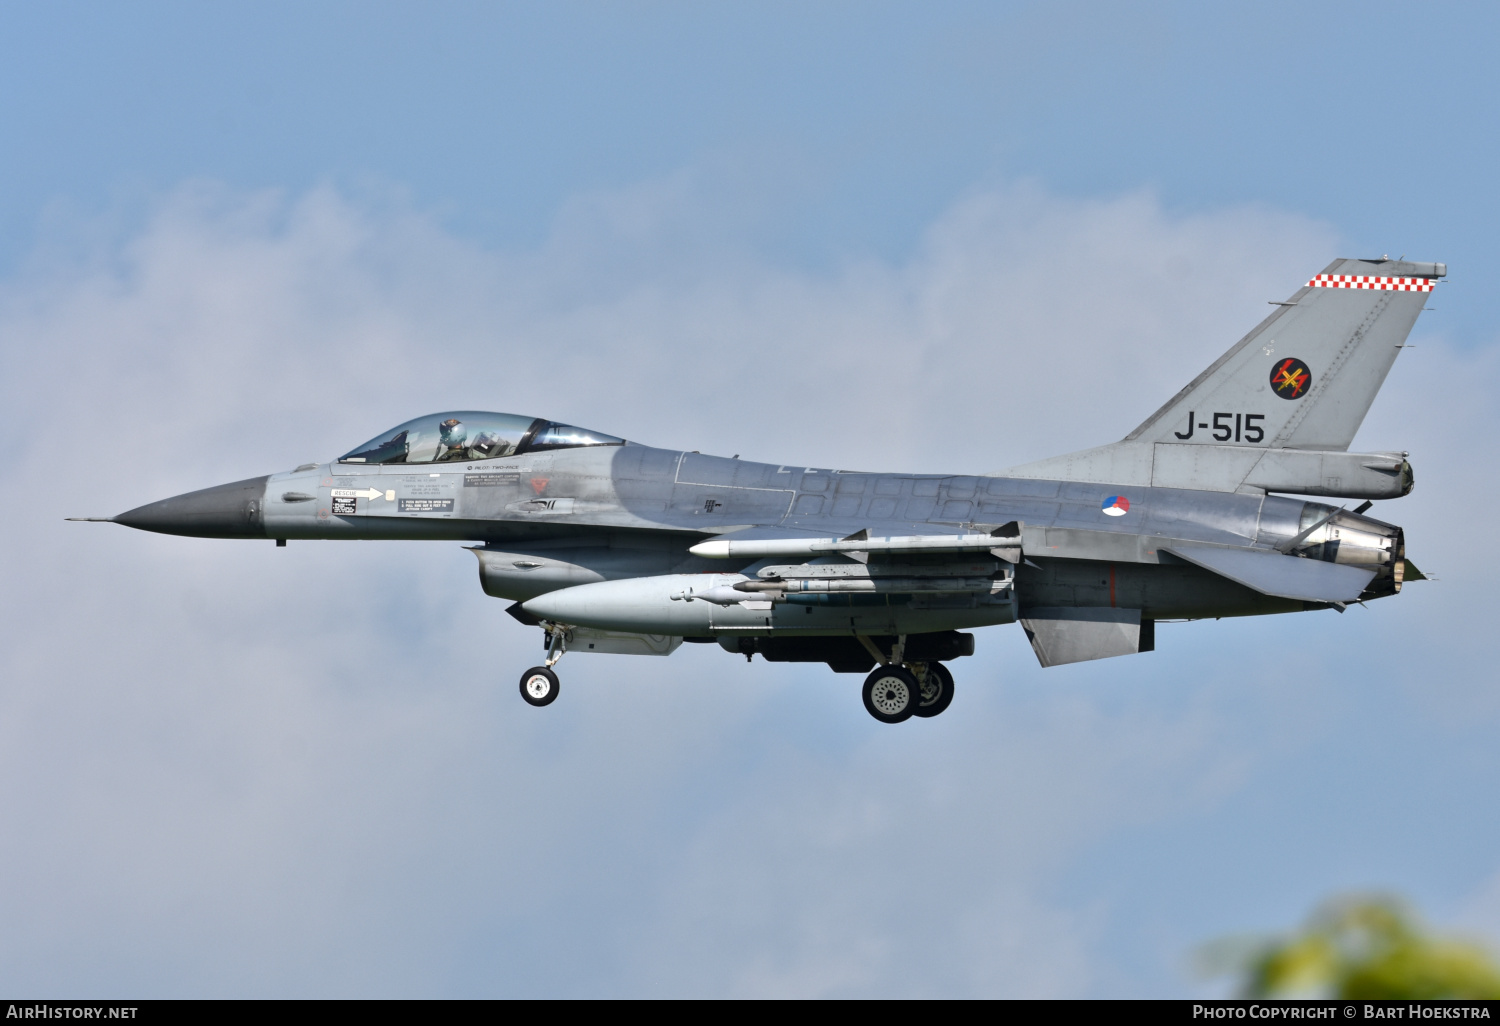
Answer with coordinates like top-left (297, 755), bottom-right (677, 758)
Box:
top-left (1203, 895), bottom-right (1500, 999)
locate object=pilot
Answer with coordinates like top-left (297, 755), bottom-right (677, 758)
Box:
top-left (436, 418), bottom-right (468, 461)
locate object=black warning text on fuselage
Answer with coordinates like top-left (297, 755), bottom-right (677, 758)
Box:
top-left (1173, 411), bottom-right (1265, 443)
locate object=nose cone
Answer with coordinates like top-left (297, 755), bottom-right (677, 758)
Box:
top-left (113, 476), bottom-right (271, 538)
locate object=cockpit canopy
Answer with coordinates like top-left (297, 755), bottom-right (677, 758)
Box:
top-left (339, 412), bottom-right (624, 465)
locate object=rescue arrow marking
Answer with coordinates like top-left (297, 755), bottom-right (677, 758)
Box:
top-left (331, 488), bottom-right (385, 501)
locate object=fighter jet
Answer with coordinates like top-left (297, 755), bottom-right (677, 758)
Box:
top-left (77, 258), bottom-right (1438, 723)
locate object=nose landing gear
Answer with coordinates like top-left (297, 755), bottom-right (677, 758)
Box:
top-left (519, 623), bottom-right (569, 707)
top-left (519, 666), bottom-right (559, 706)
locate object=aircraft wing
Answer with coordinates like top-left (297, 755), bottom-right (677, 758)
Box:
top-left (1162, 542), bottom-right (1376, 604)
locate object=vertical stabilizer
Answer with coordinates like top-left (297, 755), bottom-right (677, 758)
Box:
top-left (1126, 257), bottom-right (1440, 451)
top-left (1006, 258), bottom-right (1441, 495)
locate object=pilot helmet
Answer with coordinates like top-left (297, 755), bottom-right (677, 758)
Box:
top-left (439, 418), bottom-right (467, 448)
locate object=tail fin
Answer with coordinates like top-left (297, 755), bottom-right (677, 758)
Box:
top-left (1128, 257), bottom-right (1441, 450)
top-left (1007, 258), bottom-right (1442, 497)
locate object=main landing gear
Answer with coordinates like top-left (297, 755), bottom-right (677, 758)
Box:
top-left (519, 623), bottom-right (569, 707)
top-left (859, 634), bottom-right (956, 724)
top-left (915, 661), bottom-right (954, 719)
top-left (862, 665), bottom-right (920, 723)
top-left (861, 662), bottom-right (955, 723)
top-left (517, 624), bottom-right (957, 722)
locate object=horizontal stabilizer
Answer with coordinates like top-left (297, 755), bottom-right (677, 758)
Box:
top-left (1163, 542), bottom-right (1375, 603)
top-left (1020, 607), bottom-right (1152, 667)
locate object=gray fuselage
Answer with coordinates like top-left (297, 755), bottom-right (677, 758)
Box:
top-left (116, 441), bottom-right (1403, 637)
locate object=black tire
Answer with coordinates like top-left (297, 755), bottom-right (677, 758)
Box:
top-left (519, 666), bottom-right (560, 707)
top-left (862, 665), bottom-right (920, 724)
top-left (913, 662), bottom-right (954, 718)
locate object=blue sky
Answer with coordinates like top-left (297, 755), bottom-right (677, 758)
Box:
top-left (1, 1), bottom-right (1497, 997)
top-left (5, 2), bottom-right (1493, 285)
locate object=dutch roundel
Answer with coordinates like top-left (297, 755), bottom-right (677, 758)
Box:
top-left (1101, 495), bottom-right (1130, 517)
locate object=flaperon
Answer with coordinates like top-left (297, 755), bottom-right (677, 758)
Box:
top-left (78, 258), bottom-right (1439, 723)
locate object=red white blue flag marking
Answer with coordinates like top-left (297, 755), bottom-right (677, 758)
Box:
top-left (1102, 495), bottom-right (1130, 517)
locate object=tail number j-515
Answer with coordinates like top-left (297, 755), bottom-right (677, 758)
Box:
top-left (1173, 412), bottom-right (1265, 443)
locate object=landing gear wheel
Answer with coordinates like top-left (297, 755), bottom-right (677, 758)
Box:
top-left (862, 665), bottom-right (921, 724)
top-left (519, 666), bottom-right (560, 707)
top-left (913, 662), bottom-right (954, 718)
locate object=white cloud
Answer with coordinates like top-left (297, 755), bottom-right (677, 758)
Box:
top-left (0, 175), bottom-right (1493, 996)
